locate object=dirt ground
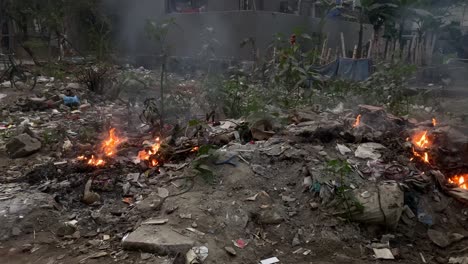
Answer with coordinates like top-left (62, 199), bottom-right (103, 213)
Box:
top-left (1, 82), bottom-right (468, 264)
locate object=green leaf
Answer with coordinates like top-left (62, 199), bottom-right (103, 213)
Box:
top-left (188, 119), bottom-right (201, 126)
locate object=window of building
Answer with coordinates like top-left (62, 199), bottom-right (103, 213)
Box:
top-left (167, 0), bottom-right (207, 13)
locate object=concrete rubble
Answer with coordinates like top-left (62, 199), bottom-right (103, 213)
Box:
top-left (122, 225), bottom-right (195, 255)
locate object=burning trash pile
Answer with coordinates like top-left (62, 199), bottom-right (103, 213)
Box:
top-left (350, 105), bottom-right (468, 202)
top-left (137, 137), bottom-right (162, 167)
top-left (76, 128), bottom-right (125, 167)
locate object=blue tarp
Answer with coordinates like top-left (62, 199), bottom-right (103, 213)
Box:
top-left (313, 58), bottom-right (372, 81)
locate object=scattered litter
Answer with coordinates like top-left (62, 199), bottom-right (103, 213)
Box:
top-left (420, 252), bottom-right (427, 263)
top-left (293, 248), bottom-right (304, 254)
top-left (449, 257), bottom-right (468, 264)
top-left (122, 197), bottom-right (133, 205)
top-left (90, 251), bottom-right (108, 259)
top-left (186, 246), bottom-right (209, 264)
top-left (62, 139), bottom-right (73, 151)
top-left (180, 213), bottom-right (192, 219)
top-left (355, 142), bottom-right (386, 160)
top-left (360, 191), bottom-right (371, 198)
top-left (373, 248), bottom-right (394, 260)
top-left (310, 202), bottom-right (319, 210)
top-left (224, 246), bottom-right (237, 256)
top-left (53, 161), bottom-right (68, 166)
top-left (157, 187), bottom-right (169, 198)
top-left (303, 176), bottom-right (312, 187)
top-left (260, 257), bottom-right (280, 264)
top-left (102, 234), bottom-right (110, 241)
top-left (233, 239), bottom-right (248, 249)
top-left (246, 191), bottom-right (270, 201)
top-left (186, 227), bottom-right (205, 236)
top-left (142, 218), bottom-right (169, 225)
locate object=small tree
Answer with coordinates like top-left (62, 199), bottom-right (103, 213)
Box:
top-left (145, 18), bottom-right (178, 131)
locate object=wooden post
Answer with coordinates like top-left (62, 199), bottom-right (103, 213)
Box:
top-left (410, 35), bottom-right (417, 64)
top-left (320, 37), bottom-right (328, 64)
top-left (352, 45), bottom-right (358, 59)
top-left (367, 39), bottom-right (373, 59)
top-left (335, 47), bottom-right (339, 61)
top-left (340, 32), bottom-right (346, 58)
top-left (312, 46), bottom-right (317, 65)
top-left (326, 48), bottom-right (331, 63)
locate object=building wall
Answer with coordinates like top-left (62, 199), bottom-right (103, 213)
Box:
top-left (104, 1), bottom-right (372, 61)
top-left (158, 11), bottom-right (371, 60)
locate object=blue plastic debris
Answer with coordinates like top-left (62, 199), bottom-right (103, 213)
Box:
top-left (63, 96), bottom-right (80, 107)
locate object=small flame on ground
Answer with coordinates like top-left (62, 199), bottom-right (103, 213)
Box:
top-left (191, 146), bottom-right (199, 152)
top-left (76, 128), bottom-right (124, 167)
top-left (432, 118), bottom-right (437, 127)
top-left (410, 130), bottom-right (431, 164)
top-left (101, 128), bottom-right (123, 157)
top-left (77, 155), bottom-right (105, 166)
top-left (138, 138), bottom-right (161, 167)
top-left (448, 174), bottom-right (468, 189)
top-left (414, 131), bottom-right (429, 149)
top-left (353, 114), bottom-right (362, 128)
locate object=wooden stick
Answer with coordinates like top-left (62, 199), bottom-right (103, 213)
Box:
top-left (367, 38), bottom-right (373, 59)
top-left (352, 45), bottom-right (358, 59)
top-left (320, 37), bottom-right (328, 64)
top-left (326, 48), bottom-right (331, 63)
top-left (312, 46), bottom-right (317, 64)
top-left (404, 40), bottom-right (410, 62)
top-left (410, 35), bottom-right (417, 64)
top-left (340, 32), bottom-right (346, 57)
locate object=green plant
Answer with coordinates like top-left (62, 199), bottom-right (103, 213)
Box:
top-left (361, 62), bottom-right (417, 115)
top-left (191, 145), bottom-right (217, 184)
top-left (326, 159), bottom-right (364, 219)
top-left (257, 31), bottom-right (324, 108)
top-left (76, 63), bottom-right (114, 94)
top-left (41, 128), bottom-right (64, 145)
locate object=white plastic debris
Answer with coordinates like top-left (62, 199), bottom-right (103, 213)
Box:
top-left (303, 176), bottom-right (312, 187)
top-left (260, 257), bottom-right (280, 264)
top-left (449, 257), bottom-right (468, 264)
top-left (1, 81), bottom-right (11, 88)
top-left (355, 143), bottom-right (385, 160)
top-left (373, 248), bottom-right (394, 260)
top-left (330, 102), bottom-right (344, 114)
top-left (186, 246), bottom-right (209, 263)
top-left (62, 139), bottom-right (73, 151)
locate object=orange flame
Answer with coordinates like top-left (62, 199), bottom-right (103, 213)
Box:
top-left (414, 131), bottom-right (429, 149)
top-left (101, 128), bottom-right (123, 157)
top-left (432, 118), bottom-right (437, 127)
top-left (77, 155), bottom-right (105, 166)
top-left (76, 128), bottom-right (124, 167)
top-left (448, 174), bottom-right (468, 189)
top-left (353, 114), bottom-right (362, 128)
top-left (410, 130), bottom-right (431, 164)
top-left (191, 146), bottom-right (199, 152)
top-left (138, 138), bottom-right (161, 167)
